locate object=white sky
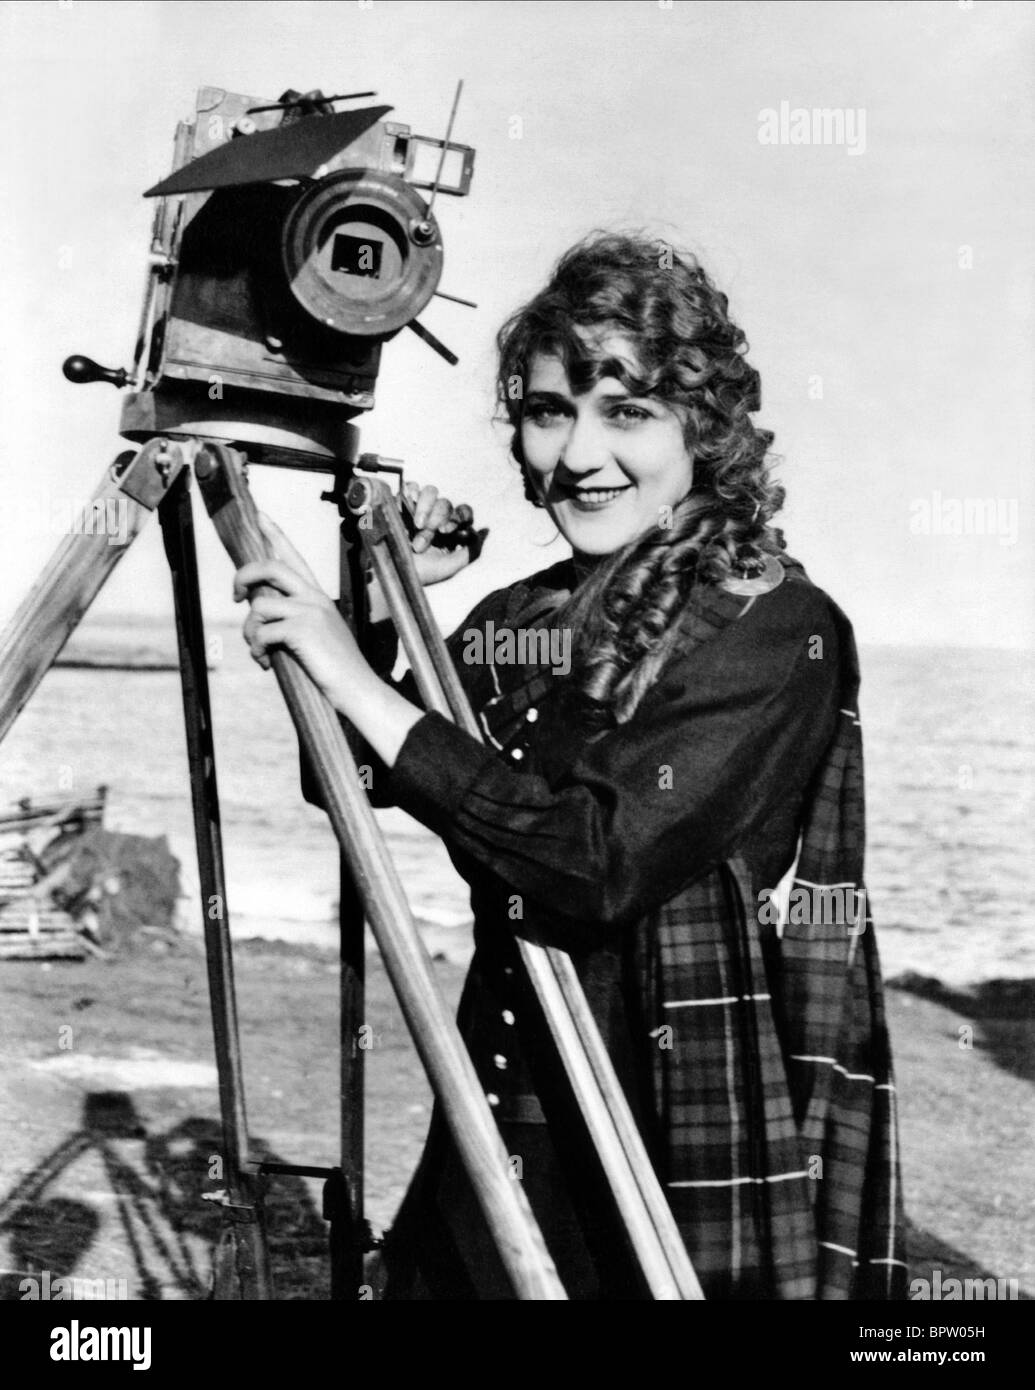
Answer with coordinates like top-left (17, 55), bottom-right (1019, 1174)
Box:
top-left (1, 0), bottom-right (1032, 647)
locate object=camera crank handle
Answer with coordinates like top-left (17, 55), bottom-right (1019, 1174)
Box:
top-left (355, 455), bottom-right (487, 561)
top-left (63, 355), bottom-right (131, 389)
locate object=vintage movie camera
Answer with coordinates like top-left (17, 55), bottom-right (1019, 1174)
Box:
top-left (64, 86), bottom-right (475, 466)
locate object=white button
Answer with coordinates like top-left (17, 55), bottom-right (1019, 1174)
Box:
top-left (510, 747), bottom-right (524, 761)
top-left (502, 1009), bottom-right (516, 1026)
top-left (493, 1054), bottom-right (508, 1070)
top-left (486, 1092), bottom-right (500, 1107)
top-left (525, 708), bottom-right (538, 723)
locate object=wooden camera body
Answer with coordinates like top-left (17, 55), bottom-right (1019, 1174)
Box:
top-left (118, 87), bottom-right (475, 465)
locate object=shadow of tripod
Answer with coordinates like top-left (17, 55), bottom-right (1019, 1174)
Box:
top-left (0, 1091), bottom-right (328, 1300)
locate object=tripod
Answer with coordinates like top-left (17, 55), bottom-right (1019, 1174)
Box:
top-left (0, 435), bottom-right (703, 1300)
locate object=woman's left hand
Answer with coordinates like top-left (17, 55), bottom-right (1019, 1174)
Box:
top-left (233, 514), bottom-right (367, 711)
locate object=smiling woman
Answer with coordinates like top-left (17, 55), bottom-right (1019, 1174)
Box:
top-left (520, 349), bottom-right (695, 554)
top-left (236, 231), bottom-right (907, 1301)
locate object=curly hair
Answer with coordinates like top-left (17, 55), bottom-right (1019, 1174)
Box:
top-left (495, 231), bottom-right (786, 727)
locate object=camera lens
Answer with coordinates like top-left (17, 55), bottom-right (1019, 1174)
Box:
top-left (282, 169), bottom-right (442, 336)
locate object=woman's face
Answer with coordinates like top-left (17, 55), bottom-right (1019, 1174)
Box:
top-left (520, 334), bottom-right (694, 557)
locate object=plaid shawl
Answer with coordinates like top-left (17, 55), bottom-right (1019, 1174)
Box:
top-left (385, 558), bottom-right (907, 1300)
top-left (633, 571), bottom-right (907, 1300)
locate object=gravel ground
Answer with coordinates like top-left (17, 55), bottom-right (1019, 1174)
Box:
top-left (0, 936), bottom-right (1030, 1301)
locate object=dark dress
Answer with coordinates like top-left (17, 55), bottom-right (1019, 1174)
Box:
top-left (358, 553), bottom-right (907, 1300)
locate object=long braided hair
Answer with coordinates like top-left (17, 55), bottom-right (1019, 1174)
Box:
top-left (496, 232), bottom-right (786, 729)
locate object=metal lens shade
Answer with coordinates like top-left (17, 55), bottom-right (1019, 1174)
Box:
top-left (281, 169), bottom-right (442, 337)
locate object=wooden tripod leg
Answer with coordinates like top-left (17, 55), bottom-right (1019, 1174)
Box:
top-left (330, 512), bottom-right (367, 1301)
top-left (0, 441), bottom-right (179, 745)
top-left (158, 469), bottom-right (273, 1301)
top-left (195, 443), bottom-right (567, 1301)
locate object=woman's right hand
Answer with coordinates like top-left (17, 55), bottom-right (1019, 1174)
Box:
top-left (400, 480), bottom-right (488, 587)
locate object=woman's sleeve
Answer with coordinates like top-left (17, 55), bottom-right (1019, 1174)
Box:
top-left (302, 590), bottom-right (506, 810)
top-left (298, 617), bottom-right (418, 811)
top-left (382, 581), bottom-right (843, 927)
top-left (357, 588), bottom-right (509, 808)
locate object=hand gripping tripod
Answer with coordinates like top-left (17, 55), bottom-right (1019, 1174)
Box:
top-left (0, 436), bottom-right (703, 1300)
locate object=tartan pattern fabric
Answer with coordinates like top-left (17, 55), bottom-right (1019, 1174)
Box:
top-left (642, 863), bottom-right (820, 1299)
top-left (638, 574), bottom-right (907, 1299)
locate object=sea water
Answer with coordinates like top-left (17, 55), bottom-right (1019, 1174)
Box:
top-left (1, 622), bottom-right (1031, 988)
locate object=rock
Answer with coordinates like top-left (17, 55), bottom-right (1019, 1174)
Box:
top-left (37, 828), bottom-right (183, 954)
top-left (887, 970), bottom-right (1035, 1020)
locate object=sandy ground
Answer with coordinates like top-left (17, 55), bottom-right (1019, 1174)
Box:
top-left (0, 936), bottom-right (1031, 1302)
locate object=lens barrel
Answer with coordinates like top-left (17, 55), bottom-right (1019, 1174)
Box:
top-left (281, 169), bottom-right (443, 336)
